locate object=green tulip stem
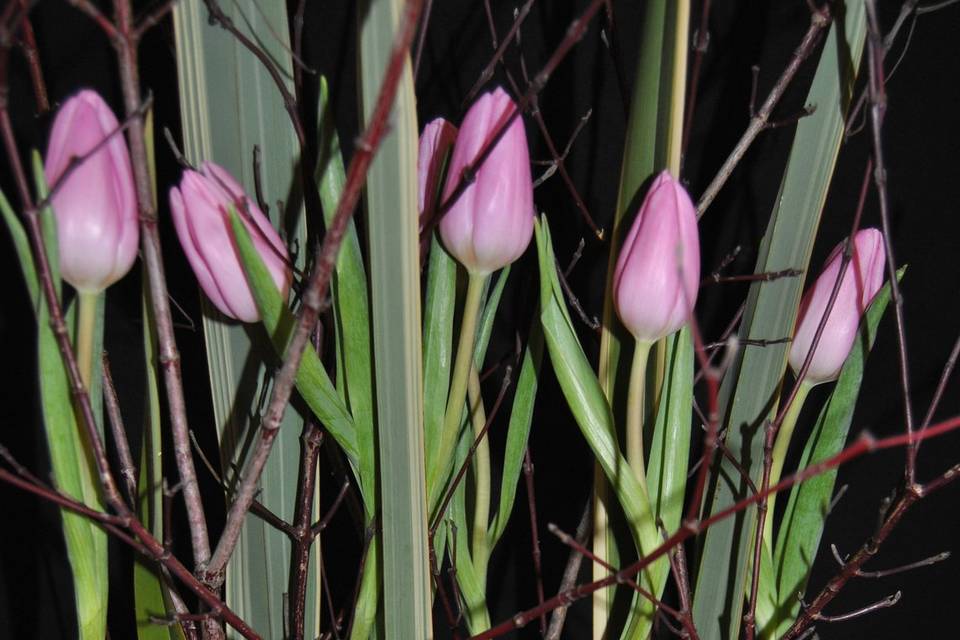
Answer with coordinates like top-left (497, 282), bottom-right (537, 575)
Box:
top-left (428, 271), bottom-right (488, 512)
top-left (467, 366), bottom-right (491, 580)
top-left (763, 379), bottom-right (813, 547)
top-left (626, 340), bottom-right (653, 493)
top-left (76, 291), bottom-right (100, 390)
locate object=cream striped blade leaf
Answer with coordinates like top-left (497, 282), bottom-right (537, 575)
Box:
top-left (172, 3), bottom-right (318, 637)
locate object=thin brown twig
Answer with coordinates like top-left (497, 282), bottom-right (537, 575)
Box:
top-left (86, 0), bottom-right (220, 598)
top-left (682, 0), bottom-right (713, 160)
top-left (916, 330), bottom-right (960, 455)
top-left (14, 0), bottom-right (48, 113)
top-left (804, 591), bottom-right (901, 623)
top-left (102, 352), bottom-right (139, 506)
top-left (288, 419), bottom-right (323, 640)
top-left (545, 496), bottom-right (591, 640)
top-left (493, 17), bottom-right (601, 237)
top-left (64, 0), bottom-right (121, 40)
top-left (521, 447), bottom-right (547, 634)
top-left (831, 544), bottom-right (949, 579)
top-left (701, 268), bottom-right (802, 288)
top-left (412, 0), bottom-right (434, 79)
top-left (697, 4), bottom-right (831, 217)
top-left (865, 0), bottom-right (917, 483)
top-left (545, 522), bottom-right (684, 620)
top-left (600, 0), bottom-right (629, 116)
top-left (464, 0), bottom-right (536, 105)
top-left (134, 0), bottom-right (179, 40)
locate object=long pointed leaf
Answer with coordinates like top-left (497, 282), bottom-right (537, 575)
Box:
top-left (692, 5), bottom-right (868, 638)
top-left (359, 1), bottom-right (432, 637)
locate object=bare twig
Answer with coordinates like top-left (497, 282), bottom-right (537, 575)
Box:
top-left (102, 353), bottom-right (139, 506)
top-left (701, 268), bottom-right (803, 287)
top-left (288, 419), bottom-right (323, 640)
top-left (865, 0), bottom-right (917, 483)
top-left (14, 0), bottom-right (48, 113)
top-left (545, 496), bottom-right (591, 640)
top-left (831, 544), bottom-right (949, 578)
top-left (489, 13), bottom-right (601, 237)
top-left (546, 523), bottom-right (682, 619)
top-left (464, 0), bottom-right (536, 105)
top-left (412, 0), bottom-right (434, 79)
top-left (521, 447), bottom-right (546, 634)
top-left (697, 5), bottom-right (831, 217)
top-left (803, 591), bottom-right (901, 623)
top-left (682, 0), bottom-right (713, 159)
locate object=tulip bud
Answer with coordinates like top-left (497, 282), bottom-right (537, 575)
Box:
top-left (613, 171), bottom-right (700, 344)
top-left (44, 89), bottom-right (138, 293)
top-left (439, 88), bottom-right (534, 275)
top-left (418, 117), bottom-right (458, 233)
top-left (789, 228), bottom-right (885, 384)
top-left (169, 162), bottom-right (292, 323)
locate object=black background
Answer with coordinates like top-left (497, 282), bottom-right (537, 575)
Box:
top-left (1, 1), bottom-right (959, 638)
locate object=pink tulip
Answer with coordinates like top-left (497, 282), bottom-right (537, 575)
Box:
top-left (789, 228), bottom-right (886, 384)
top-left (439, 88), bottom-right (534, 275)
top-left (418, 117), bottom-right (458, 233)
top-left (170, 162), bottom-right (292, 323)
top-left (44, 89), bottom-right (138, 293)
top-left (613, 171), bottom-right (700, 343)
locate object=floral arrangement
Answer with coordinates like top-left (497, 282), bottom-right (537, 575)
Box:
top-left (1, 1), bottom-right (959, 639)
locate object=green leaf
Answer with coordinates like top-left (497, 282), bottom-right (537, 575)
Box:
top-left (594, 1), bottom-right (689, 633)
top-left (488, 320), bottom-right (543, 546)
top-left (316, 75), bottom-right (376, 518)
top-left (645, 326), bottom-right (693, 534)
top-left (474, 266), bottom-right (510, 366)
top-left (535, 218), bottom-right (665, 634)
top-left (449, 424), bottom-right (492, 633)
top-left (0, 188), bottom-right (39, 307)
top-left (28, 152), bottom-right (108, 640)
top-left (692, 5), bottom-right (868, 638)
top-left (358, 0), bottom-right (432, 636)
top-left (764, 269), bottom-right (901, 638)
top-left (228, 210), bottom-right (358, 464)
top-left (135, 280), bottom-right (185, 640)
top-left (423, 233), bottom-right (458, 485)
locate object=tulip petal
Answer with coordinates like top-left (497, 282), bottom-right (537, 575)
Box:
top-left (439, 87), bottom-right (534, 274)
top-left (45, 89), bottom-right (138, 292)
top-left (789, 228), bottom-right (886, 384)
top-left (613, 171), bottom-right (699, 343)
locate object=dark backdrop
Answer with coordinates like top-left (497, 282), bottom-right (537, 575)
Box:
top-left (1, 1), bottom-right (958, 638)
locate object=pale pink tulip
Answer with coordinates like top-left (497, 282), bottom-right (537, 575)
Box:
top-left (418, 117), bottom-right (457, 232)
top-left (170, 162), bottom-right (291, 323)
top-left (439, 88), bottom-right (534, 274)
top-left (789, 228), bottom-right (886, 384)
top-left (613, 171), bottom-right (700, 343)
top-left (44, 89), bottom-right (138, 292)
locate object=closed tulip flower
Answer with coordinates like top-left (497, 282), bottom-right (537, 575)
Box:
top-left (613, 171), bottom-right (700, 344)
top-left (44, 89), bottom-right (138, 293)
top-left (418, 117), bottom-right (458, 232)
top-left (789, 228), bottom-right (886, 384)
top-left (170, 162), bottom-right (292, 323)
top-left (439, 87), bottom-right (534, 275)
